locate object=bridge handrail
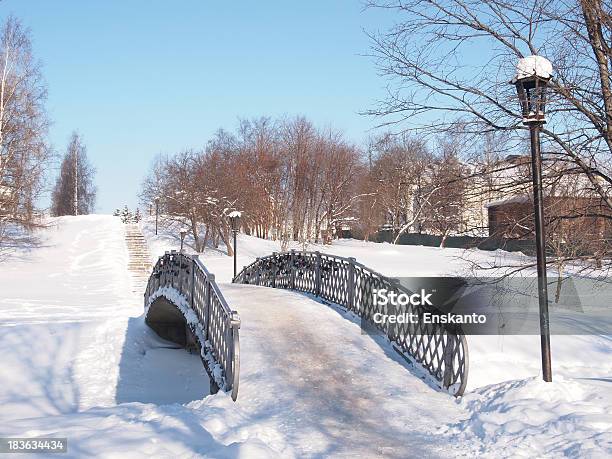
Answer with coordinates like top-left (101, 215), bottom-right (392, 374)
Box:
top-left (233, 250), bottom-right (468, 396)
top-left (144, 251), bottom-right (240, 401)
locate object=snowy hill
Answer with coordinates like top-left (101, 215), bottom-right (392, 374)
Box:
top-left (0, 215), bottom-right (609, 457)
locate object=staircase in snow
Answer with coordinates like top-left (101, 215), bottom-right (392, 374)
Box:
top-left (124, 223), bottom-right (152, 295)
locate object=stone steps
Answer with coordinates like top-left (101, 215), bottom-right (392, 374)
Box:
top-left (124, 224), bottom-right (152, 296)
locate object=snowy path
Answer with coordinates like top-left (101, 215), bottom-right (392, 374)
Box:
top-left (213, 284), bottom-right (467, 457)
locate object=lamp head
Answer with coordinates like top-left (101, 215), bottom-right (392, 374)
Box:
top-left (511, 55), bottom-right (552, 125)
top-left (228, 211), bottom-right (242, 231)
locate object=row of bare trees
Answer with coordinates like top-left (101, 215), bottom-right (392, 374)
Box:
top-left (141, 0), bottom-right (612, 274)
top-left (141, 116), bottom-right (476, 253)
top-left (141, 117), bottom-right (368, 253)
top-left (358, 132), bottom-right (469, 245)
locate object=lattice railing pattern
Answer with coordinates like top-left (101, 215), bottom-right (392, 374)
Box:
top-left (233, 250), bottom-right (468, 396)
top-left (144, 251), bottom-right (241, 401)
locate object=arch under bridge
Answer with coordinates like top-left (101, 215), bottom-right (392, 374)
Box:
top-left (143, 250), bottom-right (468, 402)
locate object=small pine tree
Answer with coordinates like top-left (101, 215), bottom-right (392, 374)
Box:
top-left (121, 205), bottom-right (131, 224)
top-left (113, 208), bottom-right (121, 217)
top-left (133, 208), bottom-right (142, 223)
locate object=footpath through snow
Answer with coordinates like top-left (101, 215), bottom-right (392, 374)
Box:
top-left (0, 215), bottom-right (610, 457)
top-left (206, 284), bottom-right (467, 457)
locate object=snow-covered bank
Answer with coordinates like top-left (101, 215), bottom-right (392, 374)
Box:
top-left (0, 215), bottom-right (137, 324)
top-left (0, 215), bottom-right (609, 457)
top-left (0, 216), bottom-right (269, 457)
top-left (449, 376), bottom-right (612, 457)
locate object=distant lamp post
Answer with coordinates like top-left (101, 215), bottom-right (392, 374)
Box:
top-left (228, 211), bottom-right (242, 279)
top-left (154, 197), bottom-right (160, 236)
top-left (511, 55), bottom-right (553, 382)
top-left (180, 229), bottom-right (187, 253)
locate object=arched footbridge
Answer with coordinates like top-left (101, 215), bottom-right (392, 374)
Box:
top-left (144, 250), bottom-right (468, 402)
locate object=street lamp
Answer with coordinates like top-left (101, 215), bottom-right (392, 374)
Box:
top-left (228, 211), bottom-right (242, 279)
top-left (511, 55), bottom-right (553, 382)
top-left (180, 229), bottom-right (187, 253)
top-left (154, 197), bottom-right (160, 236)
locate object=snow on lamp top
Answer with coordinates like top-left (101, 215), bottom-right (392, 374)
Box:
top-left (228, 210), bottom-right (242, 218)
top-left (513, 55), bottom-right (553, 82)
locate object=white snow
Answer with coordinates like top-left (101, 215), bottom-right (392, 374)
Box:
top-left (146, 286), bottom-right (227, 390)
top-left (0, 216), bottom-right (272, 457)
top-left (0, 214), bottom-right (609, 457)
top-left (449, 376), bottom-right (612, 457)
top-left (484, 194), bottom-right (530, 208)
top-left (514, 55), bottom-right (553, 81)
top-left (228, 211), bottom-right (242, 218)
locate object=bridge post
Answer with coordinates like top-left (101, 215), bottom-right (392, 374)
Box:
top-left (271, 252), bottom-right (277, 288)
top-left (347, 257), bottom-right (356, 311)
top-left (315, 251), bottom-right (322, 296)
top-left (290, 249), bottom-right (296, 290)
top-left (191, 255), bottom-right (198, 308)
top-left (170, 250), bottom-right (177, 289)
top-left (255, 258), bottom-right (261, 285)
top-left (163, 251), bottom-right (169, 286)
top-left (229, 312), bottom-right (241, 401)
top-left (205, 273), bottom-right (214, 340)
top-left (442, 333), bottom-right (456, 389)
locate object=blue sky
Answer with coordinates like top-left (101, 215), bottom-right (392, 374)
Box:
top-left (3, 1), bottom-right (397, 213)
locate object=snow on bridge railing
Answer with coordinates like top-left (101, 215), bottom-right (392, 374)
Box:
top-left (233, 250), bottom-right (468, 396)
top-left (144, 251), bottom-right (241, 401)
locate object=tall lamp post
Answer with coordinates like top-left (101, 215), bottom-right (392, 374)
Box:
top-left (511, 55), bottom-right (553, 382)
top-left (180, 229), bottom-right (187, 253)
top-left (154, 197), bottom-right (160, 236)
top-left (228, 211), bottom-right (242, 279)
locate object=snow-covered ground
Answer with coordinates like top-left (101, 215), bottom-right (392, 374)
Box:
top-left (143, 217), bottom-right (612, 457)
top-left (0, 215), bottom-right (609, 457)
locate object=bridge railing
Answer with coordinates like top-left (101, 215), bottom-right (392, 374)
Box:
top-left (144, 251), bottom-right (241, 401)
top-left (233, 250), bottom-right (468, 396)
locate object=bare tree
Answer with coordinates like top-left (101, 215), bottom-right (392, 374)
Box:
top-left (421, 149), bottom-right (469, 247)
top-left (51, 132), bottom-right (96, 216)
top-left (360, 133), bottom-right (435, 242)
top-left (368, 0), bottom-right (612, 207)
top-left (0, 16), bottom-right (50, 251)
top-left (367, 0), bottom-right (612, 268)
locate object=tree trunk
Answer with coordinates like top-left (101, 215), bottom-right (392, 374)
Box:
top-left (440, 229), bottom-right (449, 248)
top-left (190, 216), bottom-right (200, 252)
top-left (219, 227), bottom-right (233, 257)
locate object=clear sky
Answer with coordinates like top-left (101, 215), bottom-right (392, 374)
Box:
top-left (3, 1), bottom-right (397, 213)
